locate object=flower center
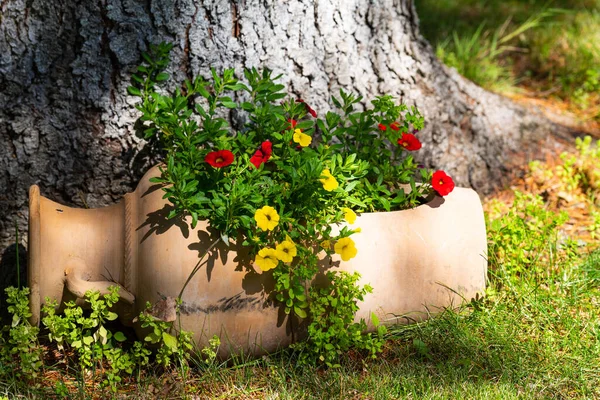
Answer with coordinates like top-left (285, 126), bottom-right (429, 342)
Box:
top-left (266, 215), bottom-right (271, 221)
top-left (439, 180), bottom-right (444, 185)
top-left (216, 157), bottom-right (224, 163)
top-left (402, 142), bottom-right (408, 147)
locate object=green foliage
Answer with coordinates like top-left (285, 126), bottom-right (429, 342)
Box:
top-left (527, 10), bottom-right (600, 104)
top-left (0, 287), bottom-right (42, 379)
top-left (40, 287), bottom-right (205, 392)
top-left (128, 43), bottom-right (444, 365)
top-left (42, 286), bottom-right (133, 391)
top-left (486, 191), bottom-right (572, 279)
top-left (419, 0), bottom-right (600, 111)
top-left (435, 11), bottom-right (551, 92)
top-left (293, 271), bottom-right (386, 367)
top-left (136, 301), bottom-right (194, 369)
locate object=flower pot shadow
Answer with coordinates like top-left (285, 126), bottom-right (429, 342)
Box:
top-left (424, 195), bottom-right (445, 209)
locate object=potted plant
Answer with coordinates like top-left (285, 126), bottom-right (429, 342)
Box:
top-left (28, 43), bottom-right (486, 365)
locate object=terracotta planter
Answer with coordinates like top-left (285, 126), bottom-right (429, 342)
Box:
top-left (28, 165), bottom-right (487, 357)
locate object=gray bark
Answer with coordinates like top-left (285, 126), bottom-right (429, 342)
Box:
top-left (0, 0), bottom-right (575, 267)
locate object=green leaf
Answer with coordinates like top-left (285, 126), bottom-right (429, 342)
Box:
top-left (83, 335), bottom-right (93, 346)
top-left (114, 331), bottom-right (127, 342)
top-left (220, 100), bottom-right (237, 108)
top-left (155, 72), bottom-right (170, 82)
top-left (162, 332), bottom-right (178, 352)
top-left (371, 312), bottom-right (380, 327)
top-left (106, 311), bottom-right (118, 321)
top-left (127, 86), bottom-right (141, 96)
top-left (98, 325), bottom-right (108, 340)
top-left (346, 196), bottom-right (367, 207)
top-left (294, 307), bottom-right (307, 318)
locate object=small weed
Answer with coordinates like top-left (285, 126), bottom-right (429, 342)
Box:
top-left (0, 287), bottom-right (43, 380)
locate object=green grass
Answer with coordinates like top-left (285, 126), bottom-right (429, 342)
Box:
top-left (416, 0), bottom-right (600, 112)
top-left (3, 142), bottom-right (600, 398)
top-left (2, 248), bottom-right (599, 398)
top-left (183, 247), bottom-right (600, 399)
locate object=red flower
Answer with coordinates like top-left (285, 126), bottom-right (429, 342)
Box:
top-left (397, 133), bottom-right (422, 151)
top-left (205, 149), bottom-right (234, 168)
top-left (297, 99), bottom-right (317, 118)
top-left (250, 141), bottom-right (273, 169)
top-left (288, 118), bottom-right (297, 129)
top-left (378, 123), bottom-right (387, 131)
top-left (431, 170), bottom-right (455, 196)
top-left (260, 140), bottom-right (272, 156)
top-left (390, 122), bottom-right (400, 131)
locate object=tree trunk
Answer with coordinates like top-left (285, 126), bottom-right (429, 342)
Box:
top-left (0, 0), bottom-right (574, 259)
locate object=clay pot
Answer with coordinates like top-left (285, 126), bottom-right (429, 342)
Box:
top-left (28, 165), bottom-right (487, 357)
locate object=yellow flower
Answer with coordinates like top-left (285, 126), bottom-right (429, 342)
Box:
top-left (334, 237), bottom-right (358, 261)
top-left (343, 207), bottom-right (356, 224)
top-left (320, 240), bottom-right (331, 250)
top-left (254, 206), bottom-right (280, 231)
top-left (353, 227), bottom-right (362, 233)
top-left (255, 248), bottom-right (279, 271)
top-left (276, 237), bottom-right (297, 263)
top-left (293, 129), bottom-right (312, 147)
top-left (319, 169), bottom-right (339, 191)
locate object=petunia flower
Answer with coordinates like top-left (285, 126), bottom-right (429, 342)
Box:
top-left (255, 247), bottom-right (279, 271)
top-left (390, 122), bottom-right (401, 131)
top-left (319, 169), bottom-right (339, 191)
top-left (288, 119), bottom-right (297, 129)
top-left (397, 133), bottom-right (422, 151)
top-left (250, 140), bottom-right (273, 169)
top-left (320, 240), bottom-right (331, 250)
top-left (378, 123), bottom-right (387, 131)
top-left (293, 129), bottom-right (312, 147)
top-left (254, 205), bottom-right (280, 231)
top-left (431, 170), bottom-right (455, 196)
top-left (334, 237), bottom-right (358, 261)
top-left (342, 207), bottom-right (356, 224)
top-left (297, 99), bottom-right (317, 118)
top-left (205, 149), bottom-right (234, 168)
top-left (275, 237), bottom-right (297, 263)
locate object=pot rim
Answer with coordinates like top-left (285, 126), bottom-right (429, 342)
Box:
top-left (350, 186), bottom-right (475, 218)
top-left (28, 185), bottom-right (41, 326)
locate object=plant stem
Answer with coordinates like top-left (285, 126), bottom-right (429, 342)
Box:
top-left (15, 220), bottom-right (19, 288)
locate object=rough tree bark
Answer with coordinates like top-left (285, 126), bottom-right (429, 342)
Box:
top-left (0, 0), bottom-right (574, 265)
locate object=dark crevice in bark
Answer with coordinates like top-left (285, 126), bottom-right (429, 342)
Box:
top-left (183, 3), bottom-right (199, 83)
top-left (99, 0), bottom-right (119, 104)
top-left (202, 5), bottom-right (215, 42)
top-left (231, 0), bottom-right (240, 38)
top-left (144, 0), bottom-right (156, 32)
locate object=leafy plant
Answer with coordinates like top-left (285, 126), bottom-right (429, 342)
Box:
top-left (486, 191), bottom-right (571, 279)
top-left (42, 287), bottom-right (132, 391)
top-left (129, 43), bottom-right (454, 365)
top-left (136, 301), bottom-right (194, 369)
top-left (293, 271), bottom-right (387, 367)
top-left (0, 287), bottom-right (43, 379)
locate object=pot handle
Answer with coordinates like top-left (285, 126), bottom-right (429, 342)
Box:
top-left (64, 258), bottom-right (135, 304)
